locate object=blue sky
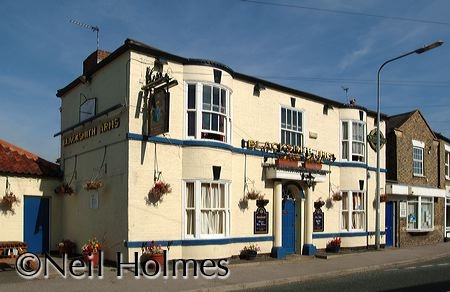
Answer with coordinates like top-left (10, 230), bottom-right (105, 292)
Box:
top-left (1, 0), bottom-right (449, 162)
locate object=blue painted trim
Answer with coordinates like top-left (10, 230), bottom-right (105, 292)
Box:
top-left (313, 231), bottom-right (386, 239)
top-left (127, 133), bottom-right (386, 171)
top-left (125, 236), bottom-right (273, 248)
top-left (302, 244), bottom-right (317, 256)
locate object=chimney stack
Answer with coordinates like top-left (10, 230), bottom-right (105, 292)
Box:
top-left (83, 50), bottom-right (110, 76)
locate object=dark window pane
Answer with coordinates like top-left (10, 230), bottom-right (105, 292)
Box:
top-left (293, 112), bottom-right (297, 131)
top-left (287, 110), bottom-right (291, 129)
top-left (281, 108), bottom-right (286, 128)
top-left (298, 112), bottom-right (302, 131)
top-left (202, 113), bottom-right (210, 130)
top-left (281, 130), bottom-right (285, 144)
top-left (220, 89), bottom-right (226, 113)
top-left (203, 85), bottom-right (211, 110)
top-left (219, 115), bottom-right (225, 132)
top-left (212, 114), bottom-right (219, 131)
top-left (188, 84), bottom-right (196, 109)
top-left (213, 87), bottom-right (220, 112)
top-left (188, 112), bottom-right (196, 136)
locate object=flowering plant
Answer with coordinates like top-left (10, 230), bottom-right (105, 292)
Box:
top-left (148, 181), bottom-right (171, 201)
top-left (332, 191), bottom-right (342, 201)
top-left (84, 180), bottom-right (103, 190)
top-left (246, 189), bottom-right (260, 200)
top-left (58, 239), bottom-right (75, 249)
top-left (242, 243), bottom-right (261, 253)
top-left (81, 238), bottom-right (101, 254)
top-left (55, 183), bottom-right (74, 195)
top-left (1, 192), bottom-right (20, 214)
top-left (327, 237), bottom-right (342, 247)
top-left (142, 241), bottom-right (164, 255)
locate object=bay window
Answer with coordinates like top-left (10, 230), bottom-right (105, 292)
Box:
top-left (186, 82), bottom-right (231, 143)
top-left (184, 181), bottom-right (230, 238)
top-left (341, 191), bottom-right (365, 231)
top-left (407, 196), bottom-right (433, 231)
top-left (341, 121), bottom-right (365, 162)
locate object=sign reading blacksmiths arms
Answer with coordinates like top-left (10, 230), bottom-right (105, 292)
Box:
top-left (254, 207), bottom-right (269, 234)
top-left (241, 139), bottom-right (336, 163)
top-left (63, 117), bottom-right (120, 147)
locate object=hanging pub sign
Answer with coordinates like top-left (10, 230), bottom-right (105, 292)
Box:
top-left (254, 206), bottom-right (269, 234)
top-left (313, 208), bottom-right (324, 232)
top-left (148, 88), bottom-right (170, 136)
top-left (367, 128), bottom-right (386, 151)
top-left (241, 139), bottom-right (336, 163)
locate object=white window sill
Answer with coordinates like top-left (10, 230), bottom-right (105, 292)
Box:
top-left (406, 228), bottom-right (434, 233)
top-left (413, 174), bottom-right (426, 178)
top-left (445, 176), bottom-right (450, 181)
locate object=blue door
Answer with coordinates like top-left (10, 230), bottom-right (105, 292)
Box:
top-left (282, 199), bottom-right (295, 254)
top-left (24, 196), bottom-right (50, 254)
top-left (385, 201), bottom-right (394, 247)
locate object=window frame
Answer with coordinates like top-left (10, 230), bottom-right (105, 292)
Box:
top-left (183, 180), bottom-right (231, 239)
top-left (413, 146), bottom-right (424, 176)
top-left (406, 196), bottom-right (434, 232)
top-left (280, 105), bottom-right (304, 146)
top-left (185, 82), bottom-right (231, 143)
top-left (445, 149), bottom-right (450, 180)
top-left (340, 190), bottom-right (366, 232)
top-left (340, 120), bottom-right (366, 163)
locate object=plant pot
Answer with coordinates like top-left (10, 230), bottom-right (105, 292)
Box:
top-left (140, 253), bottom-right (164, 270)
top-left (59, 245), bottom-right (74, 257)
top-left (304, 161), bottom-right (322, 170)
top-left (326, 245), bottom-right (340, 253)
top-left (256, 199), bottom-right (269, 207)
top-left (275, 159), bottom-right (298, 168)
top-left (239, 250), bottom-right (257, 260)
top-left (83, 251), bottom-right (100, 268)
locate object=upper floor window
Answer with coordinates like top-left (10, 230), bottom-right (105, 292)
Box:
top-left (281, 107), bottom-right (303, 146)
top-left (341, 191), bottom-right (365, 231)
top-left (79, 98), bottom-right (96, 122)
top-left (412, 140), bottom-right (424, 176)
top-left (341, 121), bottom-right (365, 162)
top-left (186, 83), bottom-right (230, 143)
top-left (407, 196), bottom-right (433, 231)
top-left (185, 181), bottom-right (230, 238)
top-left (445, 150), bottom-right (450, 179)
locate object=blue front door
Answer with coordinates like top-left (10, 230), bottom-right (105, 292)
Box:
top-left (385, 201), bottom-right (394, 247)
top-left (282, 199), bottom-right (295, 255)
top-left (24, 196), bottom-right (50, 254)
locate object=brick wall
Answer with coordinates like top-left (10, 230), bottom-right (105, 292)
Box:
top-left (394, 111), bottom-right (439, 188)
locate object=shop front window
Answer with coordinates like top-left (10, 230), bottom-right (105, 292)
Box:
top-left (407, 196), bottom-right (433, 231)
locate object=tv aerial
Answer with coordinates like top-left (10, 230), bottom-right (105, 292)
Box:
top-left (70, 19), bottom-right (100, 51)
top-left (341, 86), bottom-right (350, 104)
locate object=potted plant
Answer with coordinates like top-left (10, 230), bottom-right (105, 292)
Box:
top-left (246, 189), bottom-right (260, 200)
top-left (57, 239), bottom-right (75, 257)
top-left (1, 191), bottom-right (20, 214)
top-left (332, 191), bottom-right (343, 201)
top-left (326, 237), bottom-right (341, 253)
top-left (82, 238), bottom-right (101, 267)
top-left (54, 183), bottom-right (74, 195)
top-left (239, 243), bottom-right (260, 260)
top-left (275, 156), bottom-right (299, 168)
top-left (256, 195), bottom-right (269, 207)
top-left (303, 160), bottom-right (322, 170)
top-left (140, 241), bottom-right (165, 269)
top-left (148, 181), bottom-right (171, 202)
top-left (84, 179), bottom-right (103, 191)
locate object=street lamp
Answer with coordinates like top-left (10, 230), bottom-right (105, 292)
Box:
top-left (375, 40), bottom-right (443, 250)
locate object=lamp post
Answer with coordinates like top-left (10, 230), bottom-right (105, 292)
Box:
top-left (375, 40), bottom-right (443, 250)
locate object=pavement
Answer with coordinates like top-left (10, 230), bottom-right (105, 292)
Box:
top-left (1, 242), bottom-right (450, 291)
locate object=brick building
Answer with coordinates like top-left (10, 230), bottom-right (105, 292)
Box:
top-left (385, 110), bottom-right (445, 247)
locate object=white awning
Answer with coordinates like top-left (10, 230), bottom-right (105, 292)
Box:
top-left (386, 182), bottom-right (445, 198)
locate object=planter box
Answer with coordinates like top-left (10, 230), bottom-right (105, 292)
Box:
top-left (140, 253), bottom-right (165, 270)
top-left (83, 251), bottom-right (100, 268)
top-left (275, 159), bottom-right (298, 168)
top-left (325, 245), bottom-right (340, 253)
top-left (239, 250), bottom-right (257, 260)
top-left (304, 161), bottom-right (322, 170)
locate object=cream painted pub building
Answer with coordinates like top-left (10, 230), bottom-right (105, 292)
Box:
top-left (56, 39), bottom-right (386, 261)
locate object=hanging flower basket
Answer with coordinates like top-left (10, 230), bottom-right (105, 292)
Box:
top-left (246, 189), bottom-right (260, 200)
top-left (84, 180), bottom-right (103, 190)
top-left (1, 192), bottom-right (20, 214)
top-left (332, 192), bottom-right (343, 201)
top-left (54, 183), bottom-right (74, 195)
top-left (148, 181), bottom-right (171, 202)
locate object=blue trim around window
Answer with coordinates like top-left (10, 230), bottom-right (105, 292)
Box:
top-left (126, 133), bottom-right (387, 172)
top-left (312, 231), bottom-right (385, 239)
top-left (124, 236), bottom-right (273, 248)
